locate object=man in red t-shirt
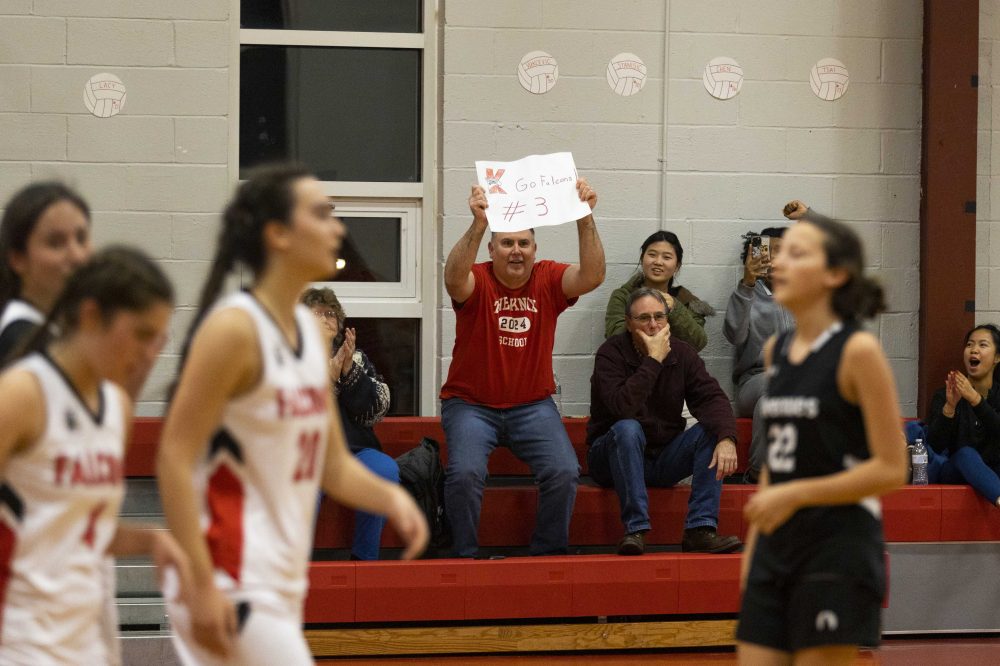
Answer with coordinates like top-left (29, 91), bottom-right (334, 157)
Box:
top-left (440, 179), bottom-right (605, 557)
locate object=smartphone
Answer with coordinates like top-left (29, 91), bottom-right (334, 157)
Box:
top-left (750, 235), bottom-right (771, 260)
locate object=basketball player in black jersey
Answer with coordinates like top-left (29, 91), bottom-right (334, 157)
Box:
top-left (735, 217), bottom-right (908, 665)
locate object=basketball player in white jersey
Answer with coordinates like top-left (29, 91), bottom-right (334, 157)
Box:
top-left (736, 218), bottom-right (908, 665)
top-left (0, 246), bottom-right (190, 665)
top-left (158, 163), bottom-right (428, 665)
top-left (0, 182), bottom-right (91, 363)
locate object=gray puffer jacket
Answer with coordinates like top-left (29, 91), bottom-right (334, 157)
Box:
top-left (722, 280), bottom-right (793, 385)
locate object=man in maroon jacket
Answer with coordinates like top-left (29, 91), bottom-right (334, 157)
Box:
top-left (588, 288), bottom-right (742, 556)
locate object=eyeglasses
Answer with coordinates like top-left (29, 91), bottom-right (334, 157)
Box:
top-left (629, 312), bottom-right (669, 324)
top-left (312, 310), bottom-right (338, 321)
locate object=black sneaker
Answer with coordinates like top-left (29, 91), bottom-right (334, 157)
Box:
top-left (617, 531), bottom-right (646, 556)
top-left (681, 526), bottom-right (742, 553)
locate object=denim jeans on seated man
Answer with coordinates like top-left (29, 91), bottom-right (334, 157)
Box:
top-left (442, 396), bottom-right (580, 558)
top-left (588, 419), bottom-right (721, 535)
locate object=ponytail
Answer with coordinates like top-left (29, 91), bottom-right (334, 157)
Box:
top-left (831, 275), bottom-right (886, 322)
top-left (806, 217), bottom-right (886, 322)
top-left (177, 162), bottom-right (313, 367)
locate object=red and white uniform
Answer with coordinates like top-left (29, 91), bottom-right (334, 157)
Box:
top-left (169, 292), bottom-right (329, 666)
top-left (0, 353), bottom-right (125, 665)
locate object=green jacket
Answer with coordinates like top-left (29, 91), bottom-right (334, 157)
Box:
top-left (604, 273), bottom-right (714, 351)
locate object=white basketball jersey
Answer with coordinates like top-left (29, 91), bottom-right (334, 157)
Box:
top-left (0, 299), bottom-right (43, 333)
top-left (196, 292), bottom-right (329, 604)
top-left (0, 353), bottom-right (126, 665)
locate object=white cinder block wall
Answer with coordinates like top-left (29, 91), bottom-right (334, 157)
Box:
top-left (0, 1), bottom-right (231, 415)
top-left (442, 0), bottom-right (923, 417)
top-left (979, 2), bottom-right (1000, 326)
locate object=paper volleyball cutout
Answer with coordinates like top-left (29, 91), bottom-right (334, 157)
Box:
top-left (809, 58), bottom-right (849, 101)
top-left (607, 52), bottom-right (647, 97)
top-left (84, 73), bottom-right (127, 118)
top-left (517, 51), bottom-right (559, 94)
top-left (703, 57), bottom-right (743, 100)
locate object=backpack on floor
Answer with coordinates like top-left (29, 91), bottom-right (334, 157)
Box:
top-left (395, 437), bottom-right (451, 549)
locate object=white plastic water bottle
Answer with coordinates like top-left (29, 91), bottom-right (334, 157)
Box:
top-left (911, 438), bottom-right (929, 485)
top-left (553, 373), bottom-right (563, 416)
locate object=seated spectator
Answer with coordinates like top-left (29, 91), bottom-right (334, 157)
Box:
top-left (440, 180), bottom-right (605, 558)
top-left (588, 288), bottom-right (742, 555)
top-left (605, 231), bottom-right (714, 350)
top-left (921, 324), bottom-right (1000, 505)
top-left (302, 287), bottom-right (399, 560)
top-left (723, 227), bottom-right (792, 482)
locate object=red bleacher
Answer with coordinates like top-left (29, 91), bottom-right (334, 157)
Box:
top-left (127, 416), bottom-right (1000, 628)
top-left (303, 553), bottom-right (742, 624)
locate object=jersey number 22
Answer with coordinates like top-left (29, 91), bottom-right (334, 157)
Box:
top-left (767, 423), bottom-right (798, 473)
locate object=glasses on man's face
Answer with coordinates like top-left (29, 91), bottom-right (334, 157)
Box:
top-left (629, 312), bottom-right (669, 324)
top-left (312, 310), bottom-right (338, 321)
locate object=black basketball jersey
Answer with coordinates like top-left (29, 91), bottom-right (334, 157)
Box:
top-left (761, 322), bottom-right (872, 489)
top-left (752, 322), bottom-right (884, 598)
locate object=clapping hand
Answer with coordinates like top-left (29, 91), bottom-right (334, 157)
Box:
top-left (331, 328), bottom-right (356, 379)
top-left (950, 370), bottom-right (981, 406)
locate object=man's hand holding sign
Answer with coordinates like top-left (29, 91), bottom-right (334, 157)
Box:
top-left (474, 152), bottom-right (594, 233)
top-left (446, 152), bottom-right (604, 304)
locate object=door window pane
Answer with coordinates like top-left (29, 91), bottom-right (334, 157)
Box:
top-left (242, 0), bottom-right (422, 33)
top-left (342, 318), bottom-right (419, 415)
top-left (330, 217), bottom-right (401, 283)
top-left (240, 46), bottom-right (421, 182)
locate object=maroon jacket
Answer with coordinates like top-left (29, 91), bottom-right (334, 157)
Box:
top-left (587, 331), bottom-right (737, 456)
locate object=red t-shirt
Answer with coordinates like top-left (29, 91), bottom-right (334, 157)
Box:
top-left (440, 260), bottom-right (576, 408)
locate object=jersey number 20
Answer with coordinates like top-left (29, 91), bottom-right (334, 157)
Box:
top-left (293, 430), bottom-right (321, 482)
top-left (767, 423), bottom-right (798, 473)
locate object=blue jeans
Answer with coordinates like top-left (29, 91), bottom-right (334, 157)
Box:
top-left (441, 397), bottom-right (580, 557)
top-left (587, 419), bottom-right (722, 534)
top-left (352, 448), bottom-right (400, 560)
top-left (904, 421), bottom-right (1000, 502)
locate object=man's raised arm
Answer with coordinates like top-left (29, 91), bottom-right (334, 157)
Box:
top-left (562, 178), bottom-right (606, 298)
top-left (444, 185), bottom-right (489, 304)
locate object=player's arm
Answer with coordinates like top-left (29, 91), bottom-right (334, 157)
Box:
top-left (561, 178), bottom-right (606, 299)
top-left (744, 333), bottom-right (908, 535)
top-left (0, 369), bottom-right (44, 476)
top-left (318, 390), bottom-right (429, 560)
top-left (444, 186), bottom-right (489, 304)
top-left (156, 309), bottom-right (258, 656)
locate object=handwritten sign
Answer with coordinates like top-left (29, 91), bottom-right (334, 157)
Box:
top-left (475, 152), bottom-right (591, 233)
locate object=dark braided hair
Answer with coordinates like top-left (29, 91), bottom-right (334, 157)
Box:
top-left (178, 162), bottom-right (313, 365)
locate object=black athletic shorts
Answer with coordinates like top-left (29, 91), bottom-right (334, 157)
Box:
top-left (735, 507), bottom-right (884, 652)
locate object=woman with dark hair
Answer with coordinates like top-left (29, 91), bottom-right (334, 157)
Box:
top-left (0, 246), bottom-right (189, 664)
top-left (301, 287), bottom-right (399, 560)
top-left (604, 230), bottom-right (714, 350)
top-left (158, 163), bottom-right (426, 665)
top-left (921, 324), bottom-right (1000, 506)
top-left (736, 217), bottom-right (907, 665)
top-left (0, 182), bottom-right (91, 361)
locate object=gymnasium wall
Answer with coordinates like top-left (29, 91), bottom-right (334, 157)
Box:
top-left (0, 2), bottom-right (944, 418)
top-left (441, 1), bottom-right (924, 417)
top-left (979, 2), bottom-right (1000, 327)
top-left (0, 1), bottom-right (231, 415)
